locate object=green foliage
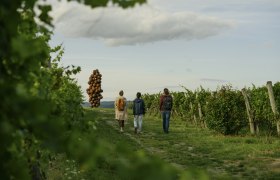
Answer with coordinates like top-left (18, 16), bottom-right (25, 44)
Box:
top-left (273, 82), bottom-right (280, 117)
top-left (180, 87), bottom-right (197, 122)
top-left (172, 92), bottom-right (185, 117)
top-left (142, 93), bottom-right (161, 116)
top-left (77, 0), bottom-right (147, 8)
top-left (195, 86), bottom-right (211, 111)
top-left (2, 0), bottom-right (280, 178)
top-left (67, 0), bottom-right (147, 9)
top-left (37, 4), bottom-right (53, 26)
top-left (1, 3), bottom-right (51, 179)
top-left (1, 1), bottom-right (83, 179)
top-left (247, 85), bottom-right (275, 134)
top-left (194, 87), bottom-right (211, 127)
top-left (205, 85), bottom-right (247, 135)
top-left (141, 83), bottom-right (280, 135)
top-left (0, 0), bottom-right (148, 179)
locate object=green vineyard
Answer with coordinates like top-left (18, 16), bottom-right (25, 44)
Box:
top-left (143, 82), bottom-right (280, 136)
top-left (1, 0), bottom-right (280, 179)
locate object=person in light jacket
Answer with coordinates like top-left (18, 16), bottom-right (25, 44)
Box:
top-left (115, 90), bottom-right (128, 132)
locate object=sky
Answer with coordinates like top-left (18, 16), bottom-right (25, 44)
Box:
top-left (46, 0), bottom-right (280, 101)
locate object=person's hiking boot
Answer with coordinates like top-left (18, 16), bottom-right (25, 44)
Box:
top-left (134, 128), bottom-right (137, 134)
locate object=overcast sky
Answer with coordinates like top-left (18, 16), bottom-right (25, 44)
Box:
top-left (47, 0), bottom-right (280, 101)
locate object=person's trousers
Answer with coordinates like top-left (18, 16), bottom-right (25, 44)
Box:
top-left (134, 115), bottom-right (143, 132)
top-left (161, 111), bottom-right (171, 133)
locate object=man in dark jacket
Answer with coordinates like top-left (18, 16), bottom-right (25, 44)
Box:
top-left (160, 88), bottom-right (173, 133)
top-left (133, 92), bottom-right (145, 134)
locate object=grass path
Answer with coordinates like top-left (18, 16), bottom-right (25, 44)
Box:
top-left (96, 108), bottom-right (280, 179)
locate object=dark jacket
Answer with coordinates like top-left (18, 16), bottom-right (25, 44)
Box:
top-left (133, 98), bottom-right (145, 115)
top-left (160, 94), bottom-right (173, 111)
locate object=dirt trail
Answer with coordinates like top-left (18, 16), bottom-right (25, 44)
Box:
top-left (104, 117), bottom-right (205, 172)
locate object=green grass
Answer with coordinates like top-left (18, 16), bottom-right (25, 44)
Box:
top-left (139, 114), bottom-right (280, 179)
top-left (46, 108), bottom-right (280, 179)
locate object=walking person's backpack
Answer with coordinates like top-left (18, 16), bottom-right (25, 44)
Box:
top-left (118, 98), bottom-right (125, 111)
top-left (163, 95), bottom-right (172, 111)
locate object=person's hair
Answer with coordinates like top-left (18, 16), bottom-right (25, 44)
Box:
top-left (136, 92), bottom-right (141, 98)
top-left (119, 90), bottom-right (124, 96)
top-left (164, 88), bottom-right (169, 95)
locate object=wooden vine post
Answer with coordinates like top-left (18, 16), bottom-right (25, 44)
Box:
top-left (190, 102), bottom-right (197, 126)
top-left (241, 88), bottom-right (256, 135)
top-left (198, 103), bottom-right (203, 125)
top-left (266, 81), bottom-right (280, 136)
top-left (196, 92), bottom-right (207, 128)
top-left (198, 102), bottom-right (207, 128)
top-left (196, 92), bottom-right (201, 126)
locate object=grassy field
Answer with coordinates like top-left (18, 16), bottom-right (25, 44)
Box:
top-left (47, 108), bottom-right (280, 179)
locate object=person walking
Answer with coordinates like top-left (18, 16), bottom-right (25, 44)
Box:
top-left (159, 88), bottom-right (173, 134)
top-left (132, 92), bottom-right (145, 134)
top-left (115, 90), bottom-right (128, 132)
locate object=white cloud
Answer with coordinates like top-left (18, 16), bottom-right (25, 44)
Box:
top-left (48, 0), bottom-right (235, 46)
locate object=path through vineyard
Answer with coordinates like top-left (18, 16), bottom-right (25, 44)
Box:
top-left (95, 109), bottom-right (280, 179)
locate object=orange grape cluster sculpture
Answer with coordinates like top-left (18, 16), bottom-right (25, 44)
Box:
top-left (87, 69), bottom-right (103, 107)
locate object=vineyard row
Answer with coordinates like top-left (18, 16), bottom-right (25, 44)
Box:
top-left (142, 81), bottom-right (280, 136)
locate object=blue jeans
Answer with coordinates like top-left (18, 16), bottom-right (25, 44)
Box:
top-left (162, 111), bottom-right (171, 133)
